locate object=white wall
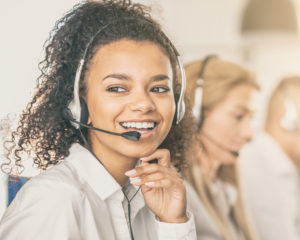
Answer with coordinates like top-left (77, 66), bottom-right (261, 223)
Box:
top-left (0, 0), bottom-right (79, 117)
top-left (1, 0), bottom-right (300, 126)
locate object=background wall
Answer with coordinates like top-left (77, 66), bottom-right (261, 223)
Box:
top-left (1, 0), bottom-right (300, 128)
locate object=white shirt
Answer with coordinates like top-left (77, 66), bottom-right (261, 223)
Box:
top-left (240, 132), bottom-right (300, 240)
top-left (0, 171), bottom-right (7, 219)
top-left (185, 180), bottom-right (244, 240)
top-left (0, 143), bottom-right (196, 240)
top-left (0, 136), bottom-right (40, 219)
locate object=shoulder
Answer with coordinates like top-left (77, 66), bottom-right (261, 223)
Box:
top-left (9, 162), bottom-right (85, 212)
top-left (0, 163), bottom-right (85, 240)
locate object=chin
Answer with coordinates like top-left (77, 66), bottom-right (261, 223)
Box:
top-left (119, 142), bottom-right (160, 159)
top-left (222, 154), bottom-right (238, 165)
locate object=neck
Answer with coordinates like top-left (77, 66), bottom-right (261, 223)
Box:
top-left (200, 151), bottom-right (222, 183)
top-left (195, 135), bottom-right (222, 182)
top-left (89, 140), bottom-right (138, 186)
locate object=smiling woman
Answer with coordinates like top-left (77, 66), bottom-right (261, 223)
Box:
top-left (0, 1), bottom-right (196, 239)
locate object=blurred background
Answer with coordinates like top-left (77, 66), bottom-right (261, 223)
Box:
top-left (1, 0), bottom-right (300, 128)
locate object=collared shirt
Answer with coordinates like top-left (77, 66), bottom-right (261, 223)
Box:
top-left (0, 139), bottom-right (40, 217)
top-left (240, 132), bottom-right (300, 240)
top-left (0, 143), bottom-right (196, 240)
top-left (207, 179), bottom-right (245, 240)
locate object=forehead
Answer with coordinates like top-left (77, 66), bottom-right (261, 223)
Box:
top-left (218, 84), bottom-right (258, 111)
top-left (88, 39), bottom-right (172, 73)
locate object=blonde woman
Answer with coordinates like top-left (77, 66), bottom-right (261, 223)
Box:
top-left (183, 56), bottom-right (260, 240)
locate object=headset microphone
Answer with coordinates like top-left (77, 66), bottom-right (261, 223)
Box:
top-left (63, 108), bottom-right (141, 141)
top-left (231, 151), bottom-right (239, 157)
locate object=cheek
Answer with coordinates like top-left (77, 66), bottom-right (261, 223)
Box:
top-left (203, 112), bottom-right (235, 140)
top-left (87, 94), bottom-right (122, 125)
top-left (157, 97), bottom-right (176, 123)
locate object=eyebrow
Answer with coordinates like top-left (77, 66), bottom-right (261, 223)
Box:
top-left (234, 105), bottom-right (252, 113)
top-left (102, 73), bottom-right (170, 82)
top-left (103, 74), bottom-right (129, 81)
top-left (151, 74), bottom-right (170, 81)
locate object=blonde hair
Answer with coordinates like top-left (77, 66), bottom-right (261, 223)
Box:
top-left (183, 57), bottom-right (259, 240)
top-left (185, 57), bottom-right (259, 114)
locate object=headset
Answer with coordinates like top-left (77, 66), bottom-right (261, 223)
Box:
top-left (280, 98), bottom-right (298, 132)
top-left (192, 55), bottom-right (217, 129)
top-left (63, 18), bottom-right (186, 142)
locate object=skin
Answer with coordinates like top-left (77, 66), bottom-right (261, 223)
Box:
top-left (84, 39), bottom-right (187, 223)
top-left (198, 83), bottom-right (258, 181)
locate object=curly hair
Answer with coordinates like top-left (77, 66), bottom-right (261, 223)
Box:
top-left (2, 0), bottom-right (196, 174)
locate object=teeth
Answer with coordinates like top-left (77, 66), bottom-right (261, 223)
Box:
top-left (121, 122), bottom-right (155, 129)
top-left (137, 130), bottom-right (148, 134)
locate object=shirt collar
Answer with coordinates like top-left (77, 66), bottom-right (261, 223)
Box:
top-left (66, 143), bottom-right (121, 200)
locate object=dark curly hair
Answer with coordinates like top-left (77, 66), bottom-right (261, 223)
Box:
top-left (2, 0), bottom-right (196, 174)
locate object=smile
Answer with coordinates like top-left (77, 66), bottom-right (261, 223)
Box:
top-left (120, 121), bottom-right (157, 133)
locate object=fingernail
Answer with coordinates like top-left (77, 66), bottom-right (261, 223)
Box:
top-left (125, 169), bottom-right (136, 176)
top-left (145, 182), bottom-right (155, 186)
top-left (130, 177), bottom-right (141, 184)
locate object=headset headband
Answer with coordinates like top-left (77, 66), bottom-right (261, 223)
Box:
top-left (192, 55), bottom-right (217, 128)
top-left (67, 18), bottom-right (186, 129)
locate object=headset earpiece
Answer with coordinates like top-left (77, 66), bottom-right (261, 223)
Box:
top-left (79, 98), bottom-right (89, 126)
top-left (174, 56), bottom-right (186, 125)
top-left (280, 98), bottom-right (298, 132)
top-left (64, 97), bottom-right (89, 129)
top-left (172, 93), bottom-right (180, 126)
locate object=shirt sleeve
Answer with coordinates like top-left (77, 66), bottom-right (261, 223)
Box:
top-left (0, 177), bottom-right (83, 240)
top-left (155, 211), bottom-right (197, 240)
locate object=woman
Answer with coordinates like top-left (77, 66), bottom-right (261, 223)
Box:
top-left (183, 56), bottom-right (260, 240)
top-left (0, 1), bottom-right (196, 239)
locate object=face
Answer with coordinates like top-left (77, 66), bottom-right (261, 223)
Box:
top-left (200, 84), bottom-right (258, 164)
top-left (84, 39), bottom-right (175, 160)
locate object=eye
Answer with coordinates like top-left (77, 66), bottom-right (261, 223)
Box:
top-left (107, 86), bottom-right (126, 93)
top-left (234, 114), bottom-right (244, 121)
top-left (151, 86), bottom-right (170, 93)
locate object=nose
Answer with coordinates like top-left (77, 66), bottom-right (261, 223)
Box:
top-left (129, 89), bottom-right (156, 113)
top-left (240, 118), bottom-right (254, 143)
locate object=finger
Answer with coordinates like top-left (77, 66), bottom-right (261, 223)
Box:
top-left (140, 149), bottom-right (170, 167)
top-left (125, 163), bottom-right (161, 178)
top-left (131, 168), bottom-right (183, 187)
top-left (140, 178), bottom-right (174, 188)
top-left (132, 172), bottom-right (164, 186)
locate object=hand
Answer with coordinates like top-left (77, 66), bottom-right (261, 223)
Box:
top-left (125, 149), bottom-right (188, 223)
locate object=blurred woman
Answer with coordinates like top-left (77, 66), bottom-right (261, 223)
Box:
top-left (183, 56), bottom-right (260, 240)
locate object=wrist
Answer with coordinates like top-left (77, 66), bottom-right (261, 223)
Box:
top-left (157, 214), bottom-right (188, 223)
